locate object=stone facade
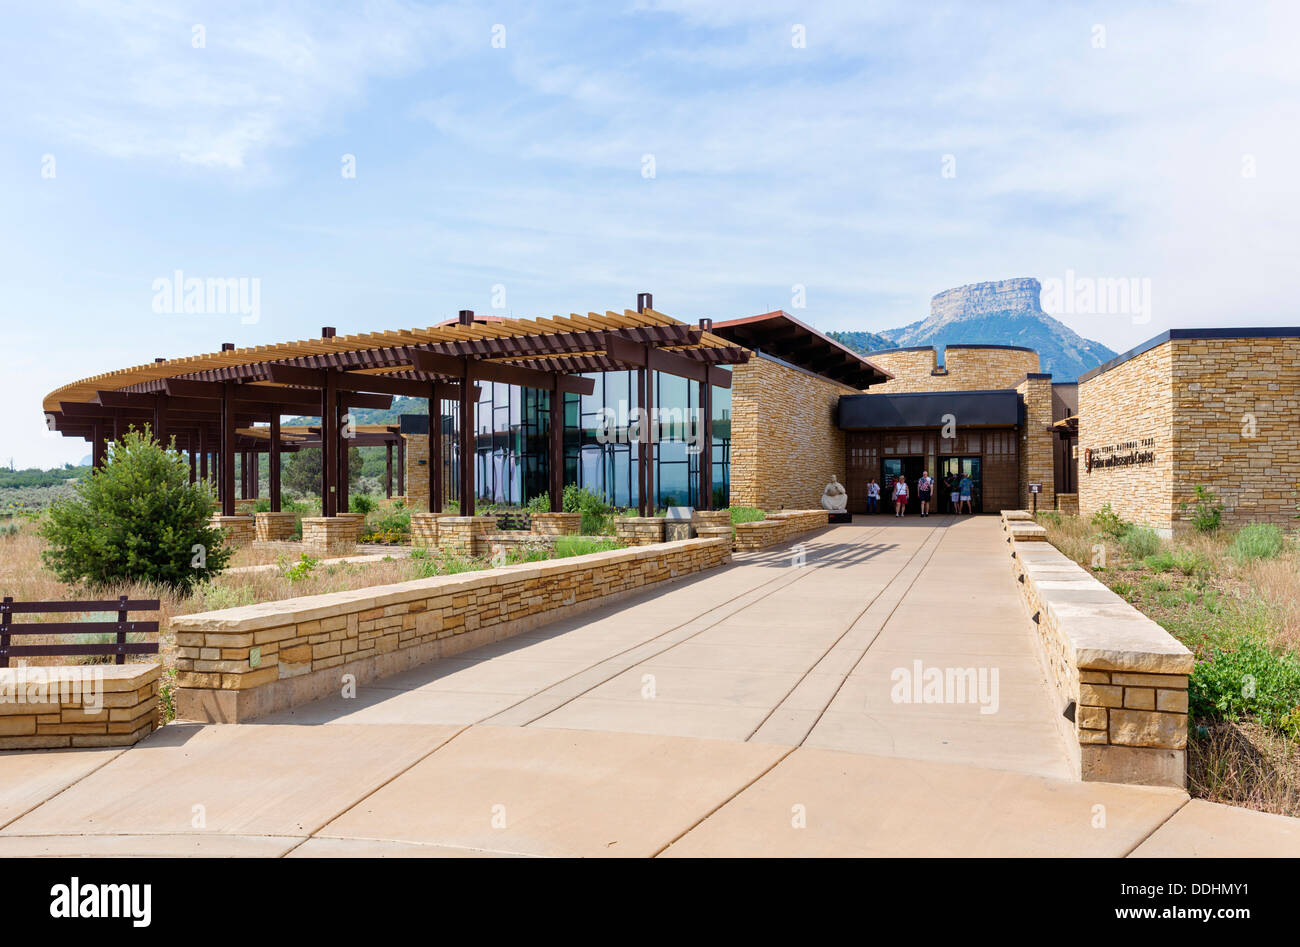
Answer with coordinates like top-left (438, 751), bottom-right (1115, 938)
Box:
top-left (732, 510), bottom-right (830, 551)
top-left (410, 512), bottom-right (446, 548)
top-left (615, 517), bottom-right (665, 546)
top-left (210, 514), bottom-right (255, 547)
top-left (0, 664), bottom-right (160, 749)
top-left (300, 517), bottom-right (359, 556)
top-left (531, 512), bottom-right (582, 536)
top-left (1005, 512), bottom-right (1192, 787)
top-left (435, 516), bottom-right (497, 557)
top-left (172, 537), bottom-right (733, 722)
top-left (1078, 333), bottom-right (1300, 531)
top-left (865, 345), bottom-right (1041, 395)
top-left (1016, 375), bottom-right (1056, 511)
top-left (253, 511), bottom-right (296, 542)
top-left (1056, 493), bottom-right (1079, 515)
top-left (731, 355), bottom-right (857, 511)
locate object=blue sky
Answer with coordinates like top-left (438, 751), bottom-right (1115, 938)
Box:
top-left (4, 0), bottom-right (1299, 466)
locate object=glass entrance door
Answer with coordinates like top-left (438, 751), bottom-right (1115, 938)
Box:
top-left (939, 456), bottom-right (982, 513)
top-left (883, 457), bottom-right (925, 513)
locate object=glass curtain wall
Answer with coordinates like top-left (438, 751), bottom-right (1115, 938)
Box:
top-left (436, 370), bottom-right (731, 509)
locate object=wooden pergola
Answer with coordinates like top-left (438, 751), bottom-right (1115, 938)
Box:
top-left (43, 299), bottom-right (749, 517)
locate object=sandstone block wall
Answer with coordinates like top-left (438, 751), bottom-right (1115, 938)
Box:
top-left (865, 346), bottom-right (1040, 395)
top-left (172, 538), bottom-right (733, 723)
top-left (1016, 375), bottom-right (1056, 511)
top-left (615, 517), bottom-right (665, 546)
top-left (254, 511), bottom-right (296, 542)
top-left (1005, 512), bottom-right (1192, 788)
top-left (210, 515), bottom-right (255, 548)
top-left (531, 513), bottom-right (582, 536)
top-left (0, 665), bottom-right (160, 749)
top-left (733, 509), bottom-right (829, 551)
top-left (731, 355), bottom-right (856, 511)
top-left (301, 517), bottom-right (359, 556)
top-left (435, 516), bottom-right (497, 557)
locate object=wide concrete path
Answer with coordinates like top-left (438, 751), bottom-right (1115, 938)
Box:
top-left (4, 516), bottom-right (1298, 856)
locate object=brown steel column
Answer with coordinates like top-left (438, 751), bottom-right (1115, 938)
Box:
top-left (322, 373), bottom-right (338, 516)
top-left (338, 395), bottom-right (350, 514)
top-left (153, 394), bottom-right (168, 449)
top-left (220, 383), bottom-right (236, 516)
top-left (251, 451), bottom-right (259, 499)
top-left (645, 368), bottom-right (655, 514)
top-left (385, 443), bottom-right (393, 499)
top-left (699, 375), bottom-right (713, 510)
top-left (636, 369), bottom-right (647, 516)
top-left (91, 421), bottom-right (106, 469)
top-left (397, 435), bottom-right (406, 500)
top-left (239, 451), bottom-right (247, 499)
top-left (189, 437), bottom-right (197, 483)
top-left (199, 427), bottom-right (208, 483)
top-left (459, 363), bottom-right (474, 515)
top-left (549, 381), bottom-right (563, 512)
top-left (269, 414), bottom-right (281, 512)
top-left (429, 389), bottom-right (443, 513)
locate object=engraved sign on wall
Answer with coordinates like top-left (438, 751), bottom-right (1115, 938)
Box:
top-left (1083, 438), bottom-right (1156, 474)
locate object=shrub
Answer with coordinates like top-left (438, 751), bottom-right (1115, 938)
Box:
top-left (1228, 523), bottom-right (1285, 563)
top-left (1180, 484), bottom-right (1224, 533)
top-left (525, 493), bottom-right (551, 514)
top-left (1172, 548), bottom-right (1211, 579)
top-left (1120, 526), bottom-right (1161, 560)
top-left (728, 506), bottom-right (765, 525)
top-left (1190, 635), bottom-right (1300, 736)
top-left (282, 553), bottom-right (319, 582)
top-left (1090, 503), bottom-right (1128, 539)
top-left (40, 430), bottom-right (231, 591)
top-left (1143, 551), bottom-right (1175, 573)
top-left (562, 485), bottom-right (614, 534)
top-left (349, 493), bottom-right (378, 515)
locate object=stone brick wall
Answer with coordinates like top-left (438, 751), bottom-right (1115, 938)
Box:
top-left (0, 665), bottom-right (159, 749)
top-left (301, 517), bottom-right (359, 556)
top-left (403, 433), bottom-right (429, 511)
top-left (210, 514), bottom-right (255, 548)
top-left (1167, 336), bottom-right (1300, 528)
top-left (1005, 513), bottom-right (1192, 788)
top-left (171, 537), bottom-right (733, 722)
top-left (410, 512), bottom-right (445, 548)
top-left (1077, 344), bottom-right (1175, 530)
top-left (731, 355), bottom-right (856, 510)
top-left (435, 516), bottom-right (497, 557)
top-left (733, 509), bottom-right (829, 551)
top-left (531, 513), bottom-right (581, 536)
top-left (1056, 493), bottom-right (1079, 515)
top-left (1016, 376), bottom-right (1056, 511)
top-left (866, 346), bottom-right (1040, 394)
top-left (615, 517), bottom-right (665, 546)
top-left (254, 511), bottom-right (296, 542)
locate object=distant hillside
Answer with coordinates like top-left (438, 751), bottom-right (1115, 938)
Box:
top-left (875, 278), bottom-right (1117, 382)
top-left (827, 329), bottom-right (894, 355)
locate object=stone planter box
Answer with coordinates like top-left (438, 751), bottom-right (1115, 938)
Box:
top-left (731, 510), bottom-right (829, 551)
top-left (436, 516), bottom-right (498, 557)
top-left (486, 533), bottom-right (556, 558)
top-left (301, 516), bottom-right (359, 556)
top-left (695, 525), bottom-right (733, 546)
top-left (0, 664), bottom-right (160, 749)
top-left (410, 512), bottom-right (447, 548)
top-left (172, 537), bottom-right (733, 723)
top-left (531, 512), bottom-right (582, 536)
top-left (210, 514), bottom-right (255, 548)
top-left (615, 517), bottom-right (665, 546)
top-left (691, 510), bottom-right (731, 530)
top-left (254, 511), bottom-right (297, 543)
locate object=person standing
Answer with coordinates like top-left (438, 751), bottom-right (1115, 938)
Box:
top-left (892, 475), bottom-right (909, 517)
top-left (946, 472), bottom-right (959, 513)
top-left (959, 473), bottom-right (974, 514)
top-left (918, 470), bottom-right (933, 517)
top-left (867, 478), bottom-right (880, 514)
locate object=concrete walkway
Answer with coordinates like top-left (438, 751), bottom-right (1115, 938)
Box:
top-left (3, 516), bottom-right (1299, 856)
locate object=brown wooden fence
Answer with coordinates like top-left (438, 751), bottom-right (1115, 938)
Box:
top-left (0, 595), bottom-right (160, 668)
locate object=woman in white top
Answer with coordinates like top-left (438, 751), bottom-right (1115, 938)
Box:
top-left (867, 479), bottom-right (880, 514)
top-left (892, 476), bottom-right (909, 517)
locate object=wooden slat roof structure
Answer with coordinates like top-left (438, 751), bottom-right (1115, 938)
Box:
top-left (709, 310), bottom-right (893, 390)
top-left (43, 309), bottom-right (748, 413)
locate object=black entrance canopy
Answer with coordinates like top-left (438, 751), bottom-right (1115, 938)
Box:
top-left (838, 390), bottom-right (1022, 429)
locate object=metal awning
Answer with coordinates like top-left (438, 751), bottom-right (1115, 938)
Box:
top-left (837, 390), bottom-right (1022, 429)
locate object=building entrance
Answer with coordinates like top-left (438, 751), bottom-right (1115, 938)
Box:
top-left (939, 456), bottom-right (982, 513)
top-left (882, 456), bottom-right (926, 513)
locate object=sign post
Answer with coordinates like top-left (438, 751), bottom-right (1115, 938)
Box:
top-left (1029, 482), bottom-right (1041, 516)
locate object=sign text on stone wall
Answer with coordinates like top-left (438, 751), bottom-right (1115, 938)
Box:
top-left (1084, 438), bottom-right (1156, 474)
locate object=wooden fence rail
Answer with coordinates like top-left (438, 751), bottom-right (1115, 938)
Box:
top-left (0, 595), bottom-right (161, 667)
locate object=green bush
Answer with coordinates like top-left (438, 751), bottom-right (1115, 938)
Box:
top-left (1036, 511), bottom-right (1062, 527)
top-left (728, 506), bottom-right (765, 525)
top-left (1190, 635), bottom-right (1300, 736)
top-left (1120, 526), bottom-right (1161, 560)
top-left (1142, 551), bottom-right (1175, 573)
top-left (348, 493), bottom-right (378, 515)
top-left (1090, 503), bottom-right (1129, 539)
top-left (525, 492), bottom-right (552, 514)
top-left (40, 430), bottom-right (231, 591)
top-left (1180, 484), bottom-right (1223, 533)
top-left (1172, 548), bottom-right (1211, 579)
top-left (561, 485), bottom-right (614, 534)
top-left (281, 553), bottom-right (319, 582)
top-left (1228, 523), bottom-right (1284, 563)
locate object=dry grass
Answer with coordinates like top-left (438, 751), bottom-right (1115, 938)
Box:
top-left (1188, 720), bottom-right (1300, 816)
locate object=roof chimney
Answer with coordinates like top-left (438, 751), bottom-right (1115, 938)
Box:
top-left (698, 318), bottom-right (713, 332)
top-left (321, 327), bottom-right (336, 338)
top-left (458, 310), bottom-right (475, 326)
top-left (637, 293), bottom-right (653, 313)
top-left (221, 343), bottom-right (235, 352)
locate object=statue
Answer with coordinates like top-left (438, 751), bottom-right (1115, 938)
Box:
top-left (821, 475), bottom-right (848, 512)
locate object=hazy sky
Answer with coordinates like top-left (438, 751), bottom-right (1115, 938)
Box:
top-left (4, 0), bottom-right (1299, 466)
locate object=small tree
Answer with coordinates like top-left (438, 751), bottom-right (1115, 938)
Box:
top-left (41, 429), bottom-right (231, 591)
top-left (282, 446), bottom-right (363, 498)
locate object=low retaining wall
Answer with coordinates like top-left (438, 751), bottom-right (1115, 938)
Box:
top-left (733, 510), bottom-right (829, 551)
top-left (616, 517), bottom-right (665, 546)
top-left (301, 517), bottom-right (359, 556)
top-left (254, 511), bottom-right (297, 542)
top-left (210, 514), bottom-right (255, 547)
top-left (172, 536), bottom-right (732, 723)
top-left (1002, 511), bottom-right (1193, 788)
top-left (0, 664), bottom-right (160, 749)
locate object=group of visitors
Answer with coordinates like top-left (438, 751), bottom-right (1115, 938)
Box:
top-left (864, 470), bottom-right (975, 517)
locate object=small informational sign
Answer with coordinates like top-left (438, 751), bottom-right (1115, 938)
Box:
top-left (1029, 483), bottom-right (1042, 494)
top-left (665, 506), bottom-right (694, 520)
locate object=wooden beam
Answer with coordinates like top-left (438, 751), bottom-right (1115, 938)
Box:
top-left (409, 350), bottom-right (595, 396)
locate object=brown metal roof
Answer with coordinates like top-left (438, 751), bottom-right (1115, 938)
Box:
top-left (710, 310), bottom-right (893, 389)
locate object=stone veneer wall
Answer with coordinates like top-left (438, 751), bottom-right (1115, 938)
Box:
top-left (1167, 336), bottom-right (1300, 528)
top-left (866, 346), bottom-right (1041, 394)
top-left (731, 355), bottom-right (857, 511)
top-left (254, 511), bottom-right (297, 542)
top-left (300, 517), bottom-right (359, 556)
top-left (0, 665), bottom-right (160, 749)
top-left (1004, 512), bottom-right (1191, 787)
top-left (172, 537), bottom-right (733, 723)
top-left (402, 433), bottom-right (430, 511)
top-left (732, 510), bottom-right (829, 551)
top-left (1077, 343), bottom-right (1177, 531)
top-left (210, 515), bottom-right (255, 547)
top-left (1016, 375), bottom-right (1056, 511)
